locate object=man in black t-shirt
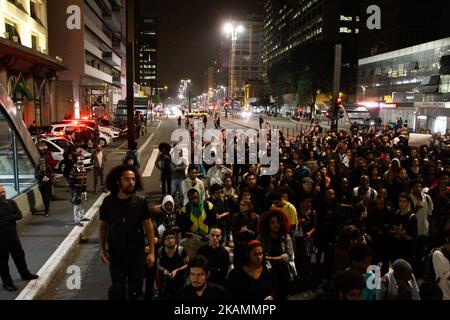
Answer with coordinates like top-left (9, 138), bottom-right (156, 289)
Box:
top-left (197, 226), bottom-right (230, 287)
top-left (99, 165), bottom-right (155, 300)
top-left (176, 255), bottom-right (229, 301)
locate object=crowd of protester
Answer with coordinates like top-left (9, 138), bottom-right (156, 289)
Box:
top-left (143, 123), bottom-right (450, 301)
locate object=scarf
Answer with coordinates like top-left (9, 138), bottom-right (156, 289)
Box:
top-left (187, 189), bottom-right (209, 236)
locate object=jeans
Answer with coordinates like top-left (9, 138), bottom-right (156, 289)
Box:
top-left (38, 184), bottom-right (52, 214)
top-left (171, 178), bottom-right (183, 208)
top-left (73, 192), bottom-right (87, 223)
top-left (94, 166), bottom-right (104, 192)
top-left (108, 248), bottom-right (145, 300)
top-left (161, 174), bottom-right (172, 195)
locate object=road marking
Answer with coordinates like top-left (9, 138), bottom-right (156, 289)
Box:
top-left (115, 141), bottom-right (127, 151)
top-left (142, 148), bottom-right (160, 177)
top-left (139, 133), bottom-right (154, 153)
top-left (15, 193), bottom-right (108, 300)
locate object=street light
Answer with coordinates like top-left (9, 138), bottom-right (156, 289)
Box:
top-left (223, 22), bottom-right (244, 119)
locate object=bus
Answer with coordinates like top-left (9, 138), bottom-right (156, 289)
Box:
top-left (114, 98), bottom-right (152, 127)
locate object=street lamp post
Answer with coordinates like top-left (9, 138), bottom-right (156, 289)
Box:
top-left (223, 22), bottom-right (244, 120)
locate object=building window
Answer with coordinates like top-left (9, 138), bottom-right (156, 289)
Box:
top-left (440, 75), bottom-right (450, 93)
top-left (31, 35), bottom-right (38, 50)
top-left (7, 0), bottom-right (27, 13)
top-left (30, 1), bottom-right (43, 25)
top-left (340, 15), bottom-right (353, 21)
top-left (4, 22), bottom-right (21, 44)
top-left (339, 27), bottom-right (352, 34)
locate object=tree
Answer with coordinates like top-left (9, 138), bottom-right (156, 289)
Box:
top-left (152, 95), bottom-right (162, 105)
top-left (267, 41), bottom-right (335, 118)
top-left (267, 60), bottom-right (295, 116)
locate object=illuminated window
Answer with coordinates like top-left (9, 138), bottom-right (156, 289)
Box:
top-left (340, 15), bottom-right (352, 21)
top-left (340, 27), bottom-right (352, 33)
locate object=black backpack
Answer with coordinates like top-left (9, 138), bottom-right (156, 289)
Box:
top-left (423, 247), bottom-right (441, 283)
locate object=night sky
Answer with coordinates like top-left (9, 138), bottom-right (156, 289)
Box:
top-left (141, 0), bottom-right (260, 96)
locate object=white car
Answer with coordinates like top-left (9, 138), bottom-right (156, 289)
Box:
top-left (32, 136), bottom-right (92, 172)
top-left (48, 123), bottom-right (113, 146)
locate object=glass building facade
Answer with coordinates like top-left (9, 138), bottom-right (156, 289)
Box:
top-left (358, 37), bottom-right (450, 133)
top-left (0, 84), bottom-right (39, 199)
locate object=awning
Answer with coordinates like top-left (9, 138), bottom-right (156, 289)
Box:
top-left (0, 38), bottom-right (67, 77)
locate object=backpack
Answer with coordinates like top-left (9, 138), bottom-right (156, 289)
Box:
top-left (423, 247), bottom-right (441, 283)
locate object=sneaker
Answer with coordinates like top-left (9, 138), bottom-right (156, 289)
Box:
top-left (81, 217), bottom-right (90, 222)
top-left (75, 222), bottom-right (84, 227)
top-left (3, 284), bottom-right (18, 291)
top-left (21, 273), bottom-right (39, 281)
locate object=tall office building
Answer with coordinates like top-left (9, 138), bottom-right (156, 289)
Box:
top-left (358, 0), bottom-right (450, 58)
top-left (48, 0), bottom-right (127, 119)
top-left (264, 0), bottom-right (360, 67)
top-left (136, 16), bottom-right (157, 95)
top-left (227, 15), bottom-right (265, 101)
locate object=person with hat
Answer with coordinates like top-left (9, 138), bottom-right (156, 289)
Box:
top-left (376, 259), bottom-right (420, 300)
top-left (69, 158), bottom-right (88, 227)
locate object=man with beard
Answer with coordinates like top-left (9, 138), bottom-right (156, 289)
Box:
top-left (175, 255), bottom-right (228, 301)
top-left (0, 185), bottom-right (38, 291)
top-left (99, 165), bottom-right (155, 300)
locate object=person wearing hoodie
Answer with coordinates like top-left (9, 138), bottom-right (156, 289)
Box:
top-left (152, 195), bottom-right (180, 239)
top-left (376, 259), bottom-right (420, 300)
top-left (383, 157), bottom-right (401, 184)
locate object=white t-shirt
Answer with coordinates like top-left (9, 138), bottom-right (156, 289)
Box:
top-left (411, 193), bottom-right (433, 236)
top-left (433, 250), bottom-right (450, 300)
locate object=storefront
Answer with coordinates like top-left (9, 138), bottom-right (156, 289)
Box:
top-left (415, 102), bottom-right (450, 134)
top-left (358, 37), bottom-right (450, 133)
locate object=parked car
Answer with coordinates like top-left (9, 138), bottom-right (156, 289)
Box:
top-left (32, 136), bottom-right (92, 172)
top-left (48, 123), bottom-right (113, 146)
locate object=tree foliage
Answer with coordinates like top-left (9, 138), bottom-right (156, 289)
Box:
top-left (267, 41), bottom-right (336, 111)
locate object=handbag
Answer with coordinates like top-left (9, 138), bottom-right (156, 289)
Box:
top-left (287, 258), bottom-right (298, 282)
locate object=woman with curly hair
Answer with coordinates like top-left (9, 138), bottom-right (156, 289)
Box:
top-left (257, 208), bottom-right (295, 300)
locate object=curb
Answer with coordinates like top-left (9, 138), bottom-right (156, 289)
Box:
top-left (15, 193), bottom-right (108, 300)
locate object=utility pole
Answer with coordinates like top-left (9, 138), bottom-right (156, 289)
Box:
top-left (126, 0), bottom-right (136, 149)
top-left (331, 44), bottom-right (342, 132)
top-left (188, 85), bottom-right (192, 113)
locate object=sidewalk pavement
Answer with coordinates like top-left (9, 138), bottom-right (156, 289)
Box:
top-left (1, 123), bottom-right (159, 300)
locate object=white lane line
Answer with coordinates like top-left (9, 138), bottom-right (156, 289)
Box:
top-left (115, 141), bottom-right (127, 151)
top-left (139, 133), bottom-right (154, 153)
top-left (15, 193), bottom-right (108, 300)
top-left (142, 148), bottom-right (160, 177)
